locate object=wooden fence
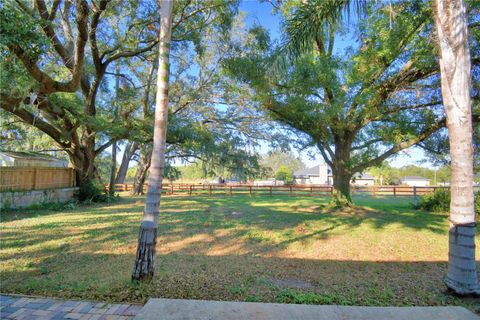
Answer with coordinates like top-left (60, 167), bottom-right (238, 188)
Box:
top-left (106, 183), bottom-right (478, 199)
top-left (0, 167), bottom-right (76, 192)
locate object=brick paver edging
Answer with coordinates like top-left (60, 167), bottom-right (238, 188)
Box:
top-left (0, 294), bottom-right (143, 320)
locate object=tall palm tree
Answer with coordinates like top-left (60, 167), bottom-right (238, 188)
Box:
top-left (284, 0), bottom-right (364, 57)
top-left (286, 0), bottom-right (479, 294)
top-left (132, 0), bottom-right (174, 281)
top-left (432, 0), bottom-right (479, 295)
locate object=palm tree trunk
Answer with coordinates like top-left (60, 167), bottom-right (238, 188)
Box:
top-left (131, 0), bottom-right (174, 281)
top-left (433, 0), bottom-right (479, 295)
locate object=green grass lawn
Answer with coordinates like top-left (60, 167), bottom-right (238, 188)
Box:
top-left (1, 194), bottom-right (479, 312)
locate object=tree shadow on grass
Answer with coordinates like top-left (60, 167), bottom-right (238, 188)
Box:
top-left (1, 250), bottom-right (479, 313)
top-left (0, 194), bottom-right (452, 262)
top-left (1, 195), bottom-right (478, 312)
top-left (1, 194), bottom-right (449, 234)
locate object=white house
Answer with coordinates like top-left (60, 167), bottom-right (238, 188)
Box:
top-left (293, 164), bottom-right (375, 186)
top-left (0, 151), bottom-right (68, 168)
top-left (352, 173), bottom-right (376, 186)
top-left (400, 176), bottom-right (431, 187)
top-left (253, 180), bottom-right (285, 186)
top-left (293, 164), bottom-right (332, 185)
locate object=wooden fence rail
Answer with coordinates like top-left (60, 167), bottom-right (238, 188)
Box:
top-left (0, 167), bottom-right (76, 192)
top-left (106, 183), bottom-right (479, 199)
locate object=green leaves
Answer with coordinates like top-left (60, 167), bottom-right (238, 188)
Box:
top-left (283, 0), bottom-right (366, 57)
top-left (0, 2), bottom-right (47, 60)
top-left (224, 0), bottom-right (455, 179)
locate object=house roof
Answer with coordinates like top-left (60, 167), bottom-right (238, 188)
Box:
top-left (353, 173), bottom-right (375, 180)
top-left (293, 165), bottom-right (322, 177)
top-left (0, 150), bottom-right (64, 162)
top-left (401, 176), bottom-right (431, 181)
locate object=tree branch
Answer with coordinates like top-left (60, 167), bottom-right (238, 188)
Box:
top-left (0, 94), bottom-right (70, 149)
top-left (351, 138), bottom-right (383, 151)
top-left (352, 118), bottom-right (447, 173)
top-left (103, 40), bottom-right (158, 66)
top-left (89, 0), bottom-right (110, 71)
top-left (316, 141), bottom-right (334, 167)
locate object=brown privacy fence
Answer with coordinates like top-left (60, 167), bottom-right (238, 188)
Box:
top-left (0, 167), bottom-right (76, 192)
top-left (106, 183), bottom-right (478, 199)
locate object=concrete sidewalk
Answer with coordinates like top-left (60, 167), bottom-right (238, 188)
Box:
top-left (134, 298), bottom-right (479, 320)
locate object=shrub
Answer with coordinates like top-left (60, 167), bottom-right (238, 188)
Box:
top-left (417, 188), bottom-right (450, 212)
top-left (418, 188), bottom-right (480, 214)
top-left (78, 181), bottom-right (116, 203)
top-left (275, 165), bottom-right (293, 183)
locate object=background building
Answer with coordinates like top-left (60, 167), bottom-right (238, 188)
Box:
top-left (294, 164), bottom-right (375, 185)
top-left (0, 151), bottom-right (68, 168)
top-left (293, 164), bottom-right (332, 185)
top-left (400, 176), bottom-right (431, 187)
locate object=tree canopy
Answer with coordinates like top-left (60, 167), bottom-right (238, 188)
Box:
top-left (224, 0), bottom-right (480, 204)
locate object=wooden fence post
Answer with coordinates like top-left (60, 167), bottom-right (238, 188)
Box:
top-left (249, 186), bottom-right (252, 196)
top-left (393, 186), bottom-right (396, 198)
top-left (229, 186), bottom-right (232, 195)
top-left (209, 185), bottom-right (212, 196)
top-left (413, 186), bottom-right (417, 206)
top-left (189, 185), bottom-right (192, 196)
top-left (289, 186), bottom-right (292, 196)
top-left (270, 186), bottom-right (273, 196)
top-left (170, 184), bottom-right (174, 195)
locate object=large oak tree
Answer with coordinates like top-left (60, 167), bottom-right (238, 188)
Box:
top-left (0, 0), bottom-right (239, 196)
top-left (225, 1), bottom-right (479, 205)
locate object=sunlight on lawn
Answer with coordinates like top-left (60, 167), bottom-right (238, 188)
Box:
top-left (1, 194), bottom-right (479, 311)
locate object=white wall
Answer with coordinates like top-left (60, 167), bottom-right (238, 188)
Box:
top-left (1, 187), bottom-right (78, 209)
top-left (402, 179), bottom-right (430, 187)
top-left (318, 164), bottom-right (330, 185)
top-left (353, 179), bottom-right (375, 186)
top-left (0, 154), bottom-right (14, 167)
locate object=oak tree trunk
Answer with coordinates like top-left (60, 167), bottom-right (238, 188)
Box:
top-left (330, 139), bottom-right (353, 206)
top-left (109, 61), bottom-right (121, 195)
top-left (433, 0), bottom-right (479, 295)
top-left (115, 141), bottom-right (139, 184)
top-left (132, 0), bottom-right (173, 281)
top-left (332, 165), bottom-right (352, 206)
top-left (70, 149), bottom-right (96, 189)
top-left (109, 140), bottom-right (117, 195)
top-left (131, 147), bottom-right (152, 195)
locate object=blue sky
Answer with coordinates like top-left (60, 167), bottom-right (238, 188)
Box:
top-left (118, 0), bottom-right (435, 171)
top-left (237, 1), bottom-right (434, 169)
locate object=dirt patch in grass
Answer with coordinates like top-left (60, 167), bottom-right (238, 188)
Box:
top-left (270, 278), bottom-right (314, 289)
